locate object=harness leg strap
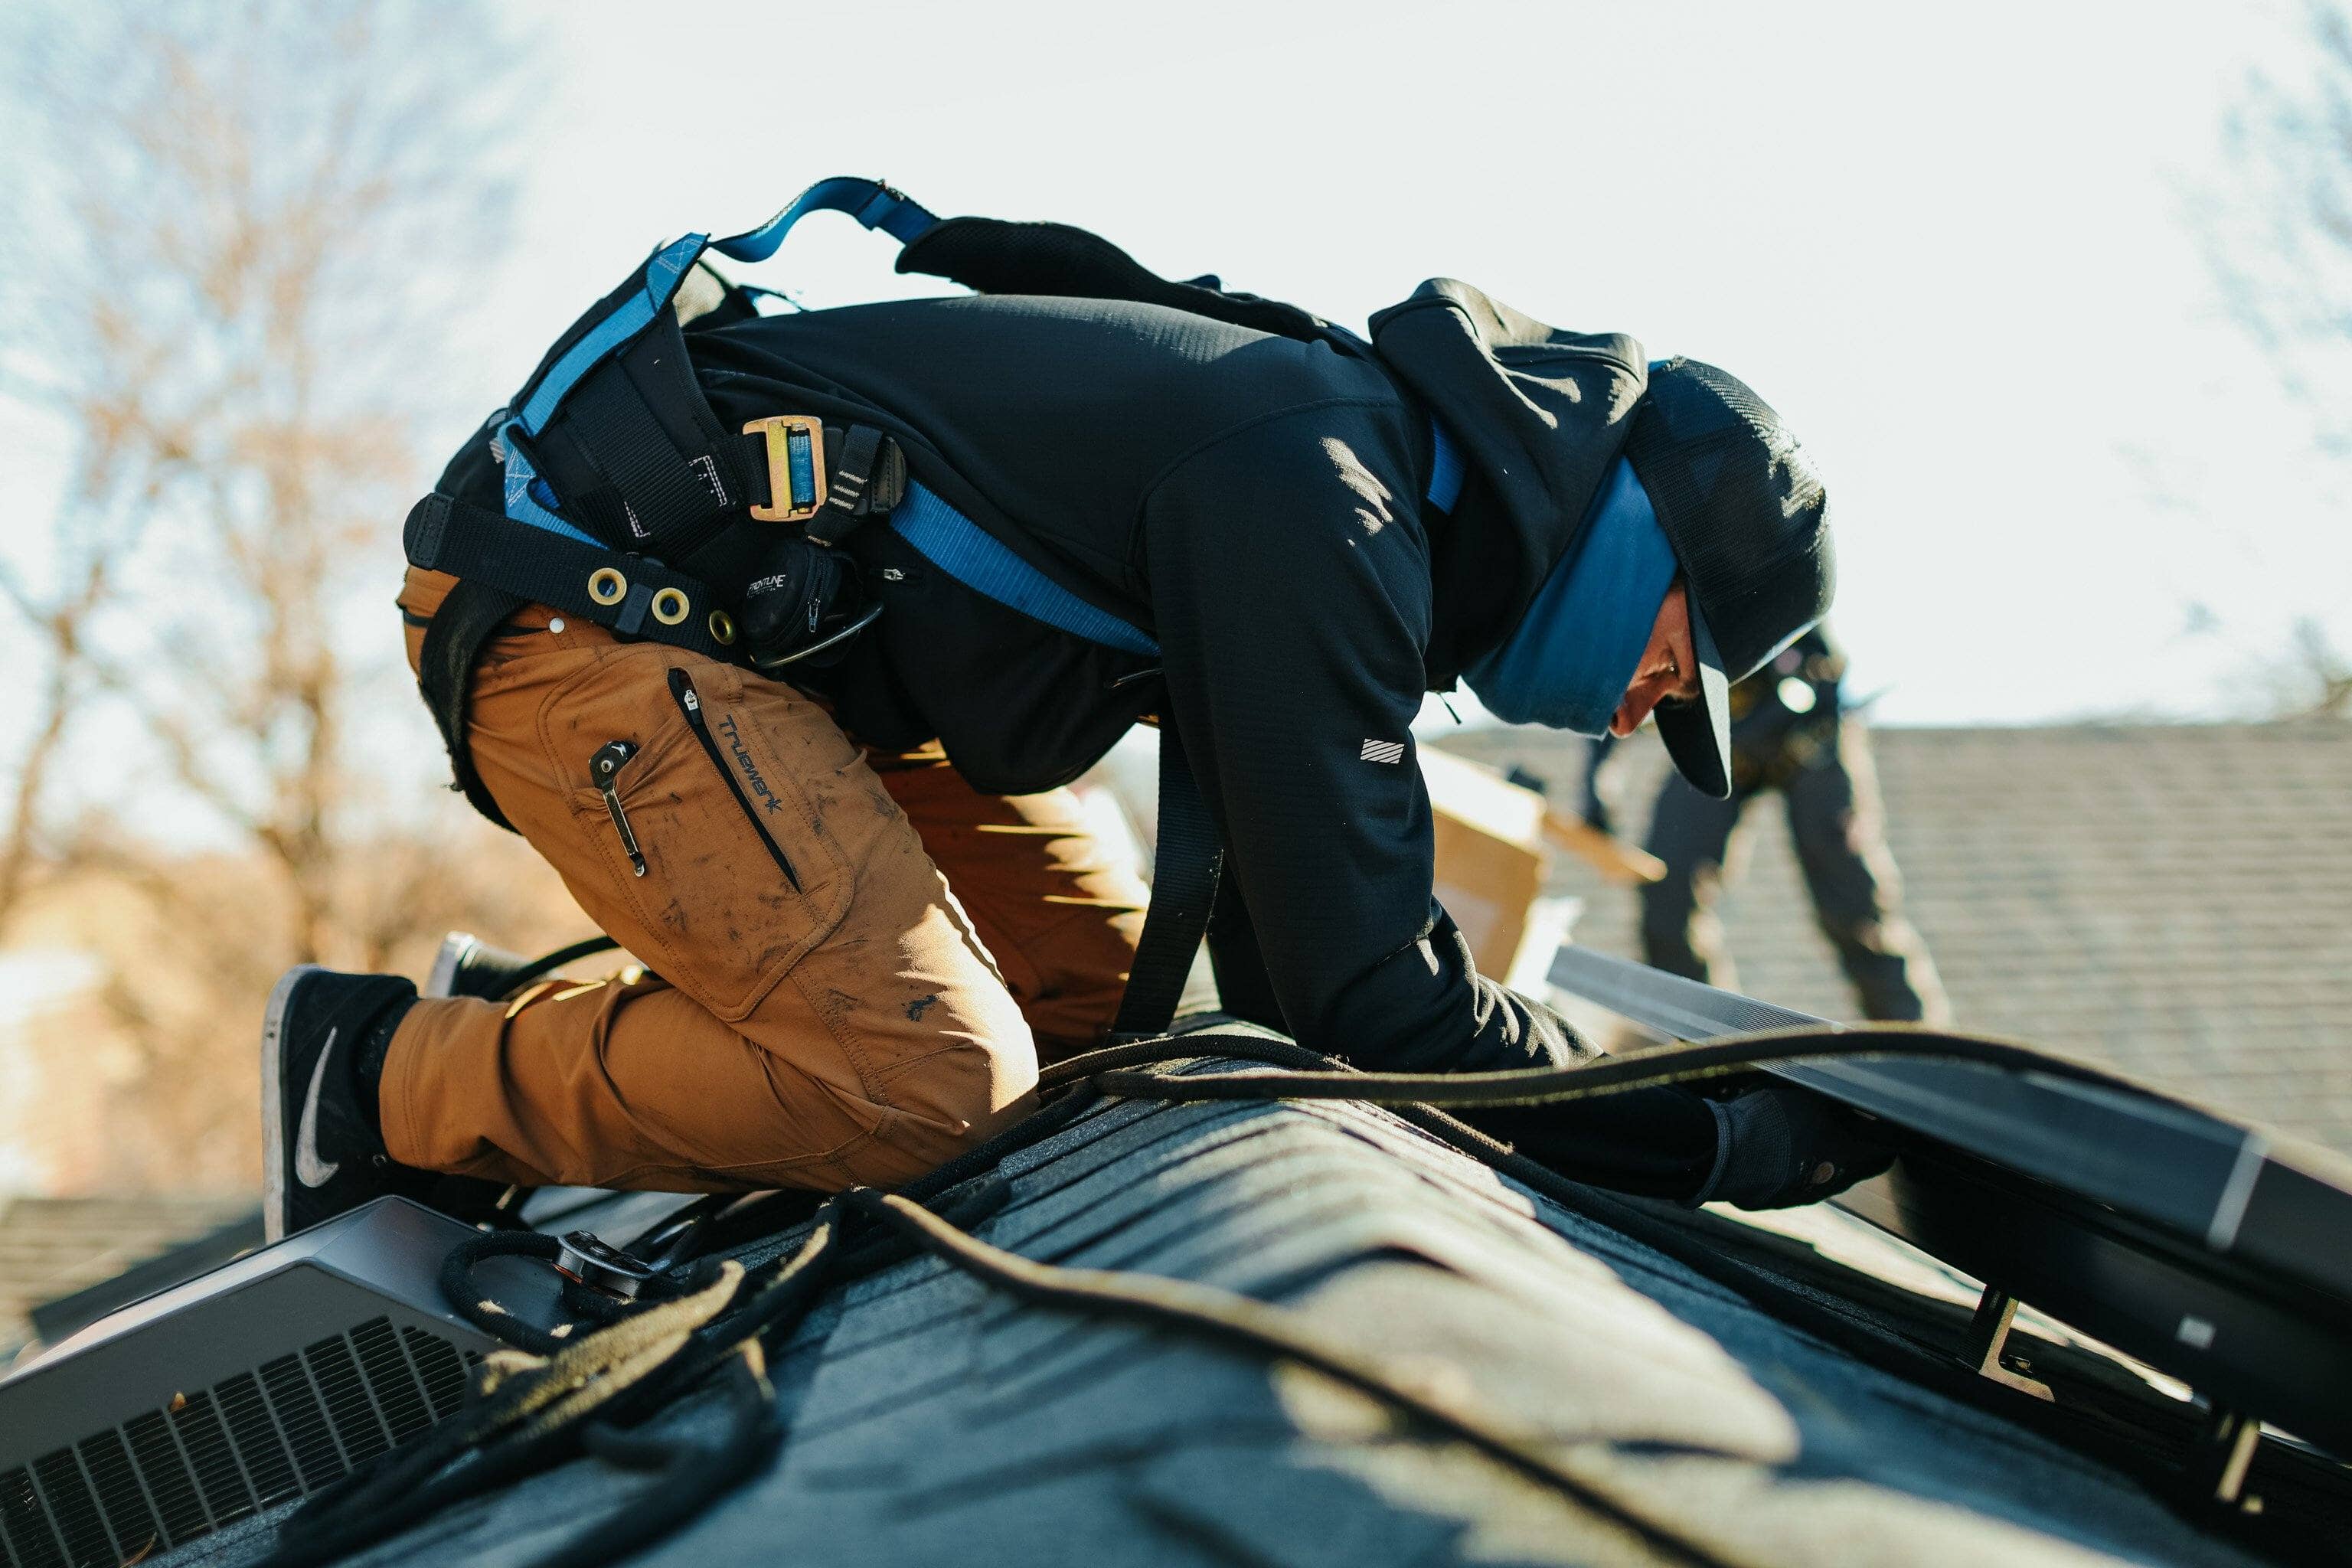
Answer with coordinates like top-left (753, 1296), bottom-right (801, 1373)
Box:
top-left (1111, 724), bottom-right (1223, 1041)
top-left (417, 577), bottom-right (528, 833)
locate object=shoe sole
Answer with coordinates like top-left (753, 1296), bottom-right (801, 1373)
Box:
top-left (423, 933), bottom-right (479, 1001)
top-left (260, 964), bottom-right (325, 1244)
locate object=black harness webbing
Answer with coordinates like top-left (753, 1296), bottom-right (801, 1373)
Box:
top-left (1109, 724), bottom-right (1225, 1040)
top-left (545, 373), bottom-right (730, 558)
top-left (405, 492), bottom-right (739, 661)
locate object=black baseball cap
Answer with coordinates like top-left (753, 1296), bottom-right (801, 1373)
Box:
top-left (1623, 359), bottom-right (1835, 799)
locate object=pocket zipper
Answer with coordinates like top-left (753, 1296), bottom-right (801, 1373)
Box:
top-left (667, 668), bottom-right (801, 891)
top-left (590, 740), bottom-right (648, 877)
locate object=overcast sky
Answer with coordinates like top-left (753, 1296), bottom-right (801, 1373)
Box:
top-left (8, 0), bottom-right (2346, 735)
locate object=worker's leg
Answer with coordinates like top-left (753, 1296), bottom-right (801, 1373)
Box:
top-left (866, 742), bottom-right (1148, 1063)
top-left (1578, 734), bottom-right (1621, 835)
top-left (1782, 718), bottom-right (1952, 1024)
top-left (382, 572), bottom-right (1038, 1192)
top-left (1638, 773), bottom-right (1749, 989)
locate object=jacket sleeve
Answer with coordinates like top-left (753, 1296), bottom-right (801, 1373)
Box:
top-left (1138, 403), bottom-right (1578, 1073)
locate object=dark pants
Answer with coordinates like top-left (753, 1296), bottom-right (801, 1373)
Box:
top-left (1639, 719), bottom-right (1949, 1024)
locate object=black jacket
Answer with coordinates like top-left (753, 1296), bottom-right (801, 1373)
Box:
top-left (685, 281), bottom-right (1648, 1073)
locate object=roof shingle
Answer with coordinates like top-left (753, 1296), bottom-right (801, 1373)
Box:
top-left (1439, 720), bottom-right (2352, 1154)
top-left (0, 1195), bottom-right (255, 1363)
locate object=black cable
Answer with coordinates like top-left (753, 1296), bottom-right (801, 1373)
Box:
top-left (499, 934), bottom-right (624, 1000)
top-left (900, 1082), bottom-right (1106, 1200)
top-left (1036, 1031), bottom-right (1321, 1092)
top-left (1063, 1023), bottom-right (2192, 1109)
top-left (266, 1023), bottom-right (2243, 1568)
top-left (837, 1187), bottom-right (1727, 1566)
top-left (437, 1231), bottom-right (570, 1355)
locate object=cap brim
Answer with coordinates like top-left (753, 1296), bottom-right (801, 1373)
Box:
top-left (1655, 600), bottom-right (1733, 798)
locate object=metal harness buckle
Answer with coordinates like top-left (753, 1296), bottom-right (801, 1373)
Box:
top-left (744, 414), bottom-right (828, 524)
top-left (553, 1230), bottom-right (660, 1299)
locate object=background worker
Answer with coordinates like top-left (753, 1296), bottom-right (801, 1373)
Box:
top-left (260, 194), bottom-right (1885, 1243)
top-left (1592, 626), bottom-right (1950, 1022)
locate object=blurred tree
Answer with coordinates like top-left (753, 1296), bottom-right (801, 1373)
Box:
top-left (2268, 616), bottom-right (2352, 717)
top-left (0, 2), bottom-right (586, 1189)
top-left (2207, 1), bottom-right (2352, 718)
top-left (0, 0), bottom-right (523, 947)
top-left (2218, 2), bottom-right (2352, 456)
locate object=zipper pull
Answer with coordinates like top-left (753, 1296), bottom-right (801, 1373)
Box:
top-left (590, 740), bottom-right (647, 877)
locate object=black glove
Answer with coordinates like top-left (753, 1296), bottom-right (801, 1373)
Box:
top-left (1686, 1083), bottom-right (1896, 1210)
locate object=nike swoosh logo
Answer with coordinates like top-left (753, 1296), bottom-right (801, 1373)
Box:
top-left (296, 1027), bottom-right (340, 1187)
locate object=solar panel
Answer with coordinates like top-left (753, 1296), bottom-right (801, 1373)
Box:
top-left (1547, 944), bottom-right (2352, 1478)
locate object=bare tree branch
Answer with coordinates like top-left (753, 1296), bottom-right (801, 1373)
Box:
top-left (2203, 1), bottom-right (2352, 716)
top-left (0, 0), bottom-right (541, 1188)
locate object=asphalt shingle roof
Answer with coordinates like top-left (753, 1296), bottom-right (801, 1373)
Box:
top-left (0, 1196), bottom-right (254, 1364)
top-left (1439, 720), bottom-right (2352, 1155)
top-left (166, 1080), bottom-right (2298, 1566)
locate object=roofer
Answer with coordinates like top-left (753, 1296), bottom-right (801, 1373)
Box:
top-left (1607, 626), bottom-right (1953, 1023)
top-left (260, 180), bottom-right (1883, 1243)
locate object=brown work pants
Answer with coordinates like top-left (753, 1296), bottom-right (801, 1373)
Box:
top-left (384, 569), bottom-right (1147, 1192)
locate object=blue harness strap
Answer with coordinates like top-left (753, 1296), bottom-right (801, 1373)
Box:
top-left (883, 421), bottom-right (1468, 658)
top-left (712, 175), bottom-right (939, 263)
top-left (476, 174), bottom-right (1467, 665)
top-left (889, 485), bottom-right (1162, 657)
top-left (496, 178), bottom-right (937, 544)
top-left (1427, 420), bottom-right (1466, 514)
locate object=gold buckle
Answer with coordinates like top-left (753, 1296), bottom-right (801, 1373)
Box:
top-left (743, 415), bottom-right (827, 524)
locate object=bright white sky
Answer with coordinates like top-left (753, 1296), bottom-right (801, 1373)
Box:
top-left (488, 0), bottom-right (2345, 725)
top-left (6, 0), bottom-right (2345, 742)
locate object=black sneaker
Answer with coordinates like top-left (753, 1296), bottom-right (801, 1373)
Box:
top-left (262, 966), bottom-right (429, 1242)
top-left (423, 932), bottom-right (534, 1001)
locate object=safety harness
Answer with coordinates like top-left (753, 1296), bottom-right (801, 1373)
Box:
top-left (404, 176), bottom-right (1465, 1038)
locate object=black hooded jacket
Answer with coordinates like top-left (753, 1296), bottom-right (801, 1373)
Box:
top-left (681, 279), bottom-right (1648, 1075)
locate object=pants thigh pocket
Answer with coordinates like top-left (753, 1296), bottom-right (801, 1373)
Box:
top-left (559, 654), bottom-right (857, 1021)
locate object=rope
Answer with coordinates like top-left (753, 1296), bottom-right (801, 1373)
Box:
top-left (264, 1018), bottom-right (2213, 1567)
top-left (266, 1256), bottom-right (756, 1567)
top-left (438, 1232), bottom-right (612, 1357)
top-left (838, 1187), bottom-right (1726, 1566)
top-left (259, 1106), bottom-right (1087, 1568)
top-left (1050, 1022), bottom-right (2177, 1108)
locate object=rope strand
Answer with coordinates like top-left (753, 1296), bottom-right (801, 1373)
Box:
top-left (263, 1019), bottom-right (2220, 1568)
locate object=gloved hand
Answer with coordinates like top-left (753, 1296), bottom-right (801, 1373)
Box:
top-left (1686, 1083), bottom-right (1896, 1210)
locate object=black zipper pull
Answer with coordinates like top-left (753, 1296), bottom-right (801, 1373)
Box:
top-left (590, 740), bottom-right (647, 877)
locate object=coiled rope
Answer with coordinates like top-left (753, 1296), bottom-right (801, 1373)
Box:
top-left (260, 1021), bottom-right (2194, 1568)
